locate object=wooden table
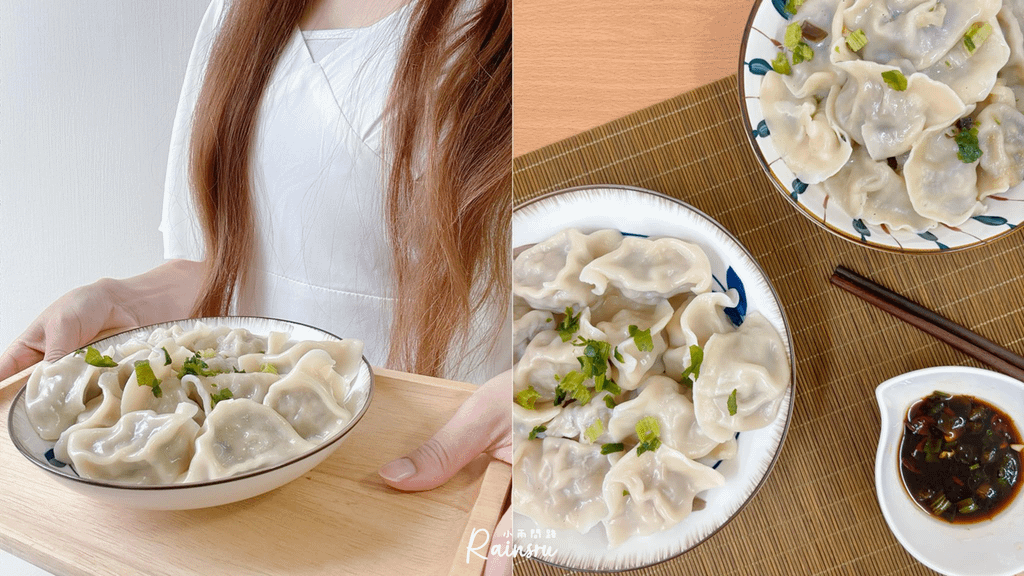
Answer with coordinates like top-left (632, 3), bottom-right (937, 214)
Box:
top-left (0, 366), bottom-right (509, 576)
top-left (513, 0), bottom-right (753, 156)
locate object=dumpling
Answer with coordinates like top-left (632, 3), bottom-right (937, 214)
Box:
top-left (513, 330), bottom-right (584, 400)
top-left (693, 313), bottom-right (790, 443)
top-left (601, 445), bottom-right (724, 548)
top-left (976, 103), bottom-right (1024, 196)
top-left (903, 126), bottom-right (985, 225)
top-left (760, 72), bottom-right (852, 184)
top-left (262, 349), bottom-right (353, 443)
top-left (185, 398), bottom-right (315, 483)
top-left (65, 403), bottom-right (202, 484)
top-left (513, 228), bottom-right (624, 312)
top-left (53, 371), bottom-right (123, 464)
top-left (514, 310), bottom-right (555, 364)
top-left (545, 390), bottom-right (616, 445)
top-left (777, 0), bottom-right (845, 98)
top-left (25, 355), bottom-right (105, 440)
top-left (606, 376), bottom-right (719, 459)
top-left (830, 60), bottom-right (967, 161)
top-left (820, 145), bottom-right (937, 232)
top-left (833, 0), bottom-right (1002, 70)
top-left (512, 402), bottom-right (561, 465)
top-left (596, 299), bottom-right (674, 391)
top-left (579, 236), bottom-right (712, 304)
top-left (920, 18), bottom-right (1009, 106)
top-left (513, 437), bottom-right (611, 533)
top-left (237, 339), bottom-right (363, 402)
top-left (665, 289), bottom-right (739, 348)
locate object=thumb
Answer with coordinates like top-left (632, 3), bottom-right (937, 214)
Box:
top-left (379, 369), bottom-right (511, 491)
top-left (378, 421), bottom-right (493, 492)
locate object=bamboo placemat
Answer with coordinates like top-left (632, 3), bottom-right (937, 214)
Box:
top-left (512, 75), bottom-right (1024, 576)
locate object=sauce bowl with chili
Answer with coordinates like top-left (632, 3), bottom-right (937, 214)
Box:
top-left (875, 366), bottom-right (1024, 576)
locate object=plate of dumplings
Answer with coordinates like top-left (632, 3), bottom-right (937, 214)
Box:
top-left (7, 317), bottom-right (372, 510)
top-left (512, 185), bottom-right (795, 571)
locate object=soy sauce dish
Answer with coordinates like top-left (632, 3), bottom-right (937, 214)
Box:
top-left (875, 367), bottom-right (1024, 576)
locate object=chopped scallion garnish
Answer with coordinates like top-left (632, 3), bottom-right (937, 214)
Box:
top-left (727, 389), bottom-right (738, 416)
top-left (601, 443), bottom-right (625, 455)
top-left (846, 29), bottom-right (868, 52)
top-left (528, 425), bottom-right (546, 441)
top-left (83, 346), bottom-right (117, 368)
top-left (515, 386), bottom-right (541, 410)
top-left (134, 359), bottom-right (162, 398)
top-left (584, 420), bottom-right (605, 443)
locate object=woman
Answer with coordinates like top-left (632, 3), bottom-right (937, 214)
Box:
top-left (0, 0), bottom-right (511, 572)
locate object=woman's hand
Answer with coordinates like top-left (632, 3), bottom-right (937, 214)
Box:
top-left (0, 259), bottom-right (205, 382)
top-left (378, 368), bottom-right (512, 576)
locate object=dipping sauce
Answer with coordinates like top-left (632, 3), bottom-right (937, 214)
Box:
top-left (900, 391), bottom-right (1022, 523)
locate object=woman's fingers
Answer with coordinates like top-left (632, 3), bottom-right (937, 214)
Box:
top-left (0, 340), bottom-right (43, 382)
top-left (379, 369), bottom-right (512, 492)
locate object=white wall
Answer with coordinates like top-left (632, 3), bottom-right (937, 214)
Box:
top-left (0, 2), bottom-right (209, 572)
top-left (0, 1), bottom-right (209, 351)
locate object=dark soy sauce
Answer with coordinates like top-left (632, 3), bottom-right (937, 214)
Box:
top-left (900, 392), bottom-right (1022, 523)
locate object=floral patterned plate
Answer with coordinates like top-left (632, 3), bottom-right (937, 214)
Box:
top-left (738, 0), bottom-right (1024, 252)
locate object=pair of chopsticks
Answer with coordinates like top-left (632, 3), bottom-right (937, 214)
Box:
top-left (830, 266), bottom-right (1024, 382)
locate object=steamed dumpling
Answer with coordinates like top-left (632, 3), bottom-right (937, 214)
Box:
top-left (579, 236), bottom-right (712, 304)
top-left (693, 313), bottom-right (791, 443)
top-left (513, 228), bottom-right (624, 312)
top-left (760, 72), bottom-right (852, 184)
top-left (513, 437), bottom-right (611, 533)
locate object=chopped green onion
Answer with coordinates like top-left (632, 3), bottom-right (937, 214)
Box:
top-left (792, 42), bottom-right (814, 64)
top-left (604, 395), bottom-right (617, 410)
top-left (955, 125), bottom-right (982, 163)
top-left (601, 443), bottom-right (625, 455)
top-left (771, 51), bottom-right (792, 76)
top-left (727, 389), bottom-right (738, 416)
top-left (260, 362), bottom-right (278, 374)
top-left (622, 489), bottom-right (630, 497)
top-left (846, 29), bottom-right (868, 52)
top-left (627, 325), bottom-right (654, 352)
top-left (556, 307), bottom-right (581, 342)
top-left (636, 416), bottom-right (661, 444)
top-left (161, 347), bottom-right (172, 366)
top-left (964, 22), bottom-right (994, 54)
top-left (557, 371), bottom-right (591, 405)
top-left (970, 463), bottom-right (981, 471)
top-left (881, 70), bottom-right (907, 91)
top-left (199, 348), bottom-right (216, 358)
top-left (209, 387), bottom-right (233, 407)
top-left (957, 497), bottom-right (979, 514)
top-left (784, 22), bottom-right (803, 49)
top-left (83, 346), bottom-right (117, 368)
top-left (931, 494), bottom-right (952, 514)
top-left (613, 347), bottom-right (624, 363)
top-left (134, 360), bottom-right (162, 398)
top-left (679, 345), bottom-right (703, 386)
top-left (932, 390), bottom-right (952, 399)
top-left (783, 0), bottom-right (804, 16)
top-left (515, 386), bottom-right (541, 410)
top-left (584, 420), bottom-right (605, 443)
top-left (637, 436), bottom-right (662, 456)
top-left (528, 425), bottom-right (546, 440)
top-left (177, 351), bottom-right (219, 378)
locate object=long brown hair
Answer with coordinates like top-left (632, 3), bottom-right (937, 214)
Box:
top-left (189, 0), bottom-right (511, 378)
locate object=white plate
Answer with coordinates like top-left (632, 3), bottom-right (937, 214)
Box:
top-left (512, 185), bottom-right (795, 571)
top-left (7, 316), bottom-right (374, 510)
top-left (738, 0), bottom-right (1024, 253)
top-left (875, 367), bottom-right (1024, 576)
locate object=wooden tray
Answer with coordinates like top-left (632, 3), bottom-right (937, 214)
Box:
top-left (0, 366), bottom-right (510, 576)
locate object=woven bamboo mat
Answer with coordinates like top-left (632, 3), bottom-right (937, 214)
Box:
top-left (512, 75), bottom-right (1024, 576)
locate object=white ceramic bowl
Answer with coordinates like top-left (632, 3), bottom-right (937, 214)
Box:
top-left (8, 316), bottom-right (374, 510)
top-left (738, 0), bottom-right (1024, 252)
top-left (512, 185), bottom-right (795, 571)
top-left (875, 366), bottom-right (1024, 576)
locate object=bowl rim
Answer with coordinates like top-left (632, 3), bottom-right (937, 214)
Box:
top-left (735, 0), bottom-right (1024, 255)
top-left (7, 315), bottom-right (375, 491)
top-left (512, 184), bottom-right (797, 572)
top-left (873, 365), bottom-right (1024, 576)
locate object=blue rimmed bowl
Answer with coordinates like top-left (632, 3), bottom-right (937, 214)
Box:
top-left (738, 0), bottom-right (1024, 253)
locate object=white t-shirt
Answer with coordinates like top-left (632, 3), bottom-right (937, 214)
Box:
top-left (160, 0), bottom-right (509, 384)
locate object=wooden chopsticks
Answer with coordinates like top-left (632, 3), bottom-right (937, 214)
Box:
top-left (830, 265), bottom-right (1024, 382)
